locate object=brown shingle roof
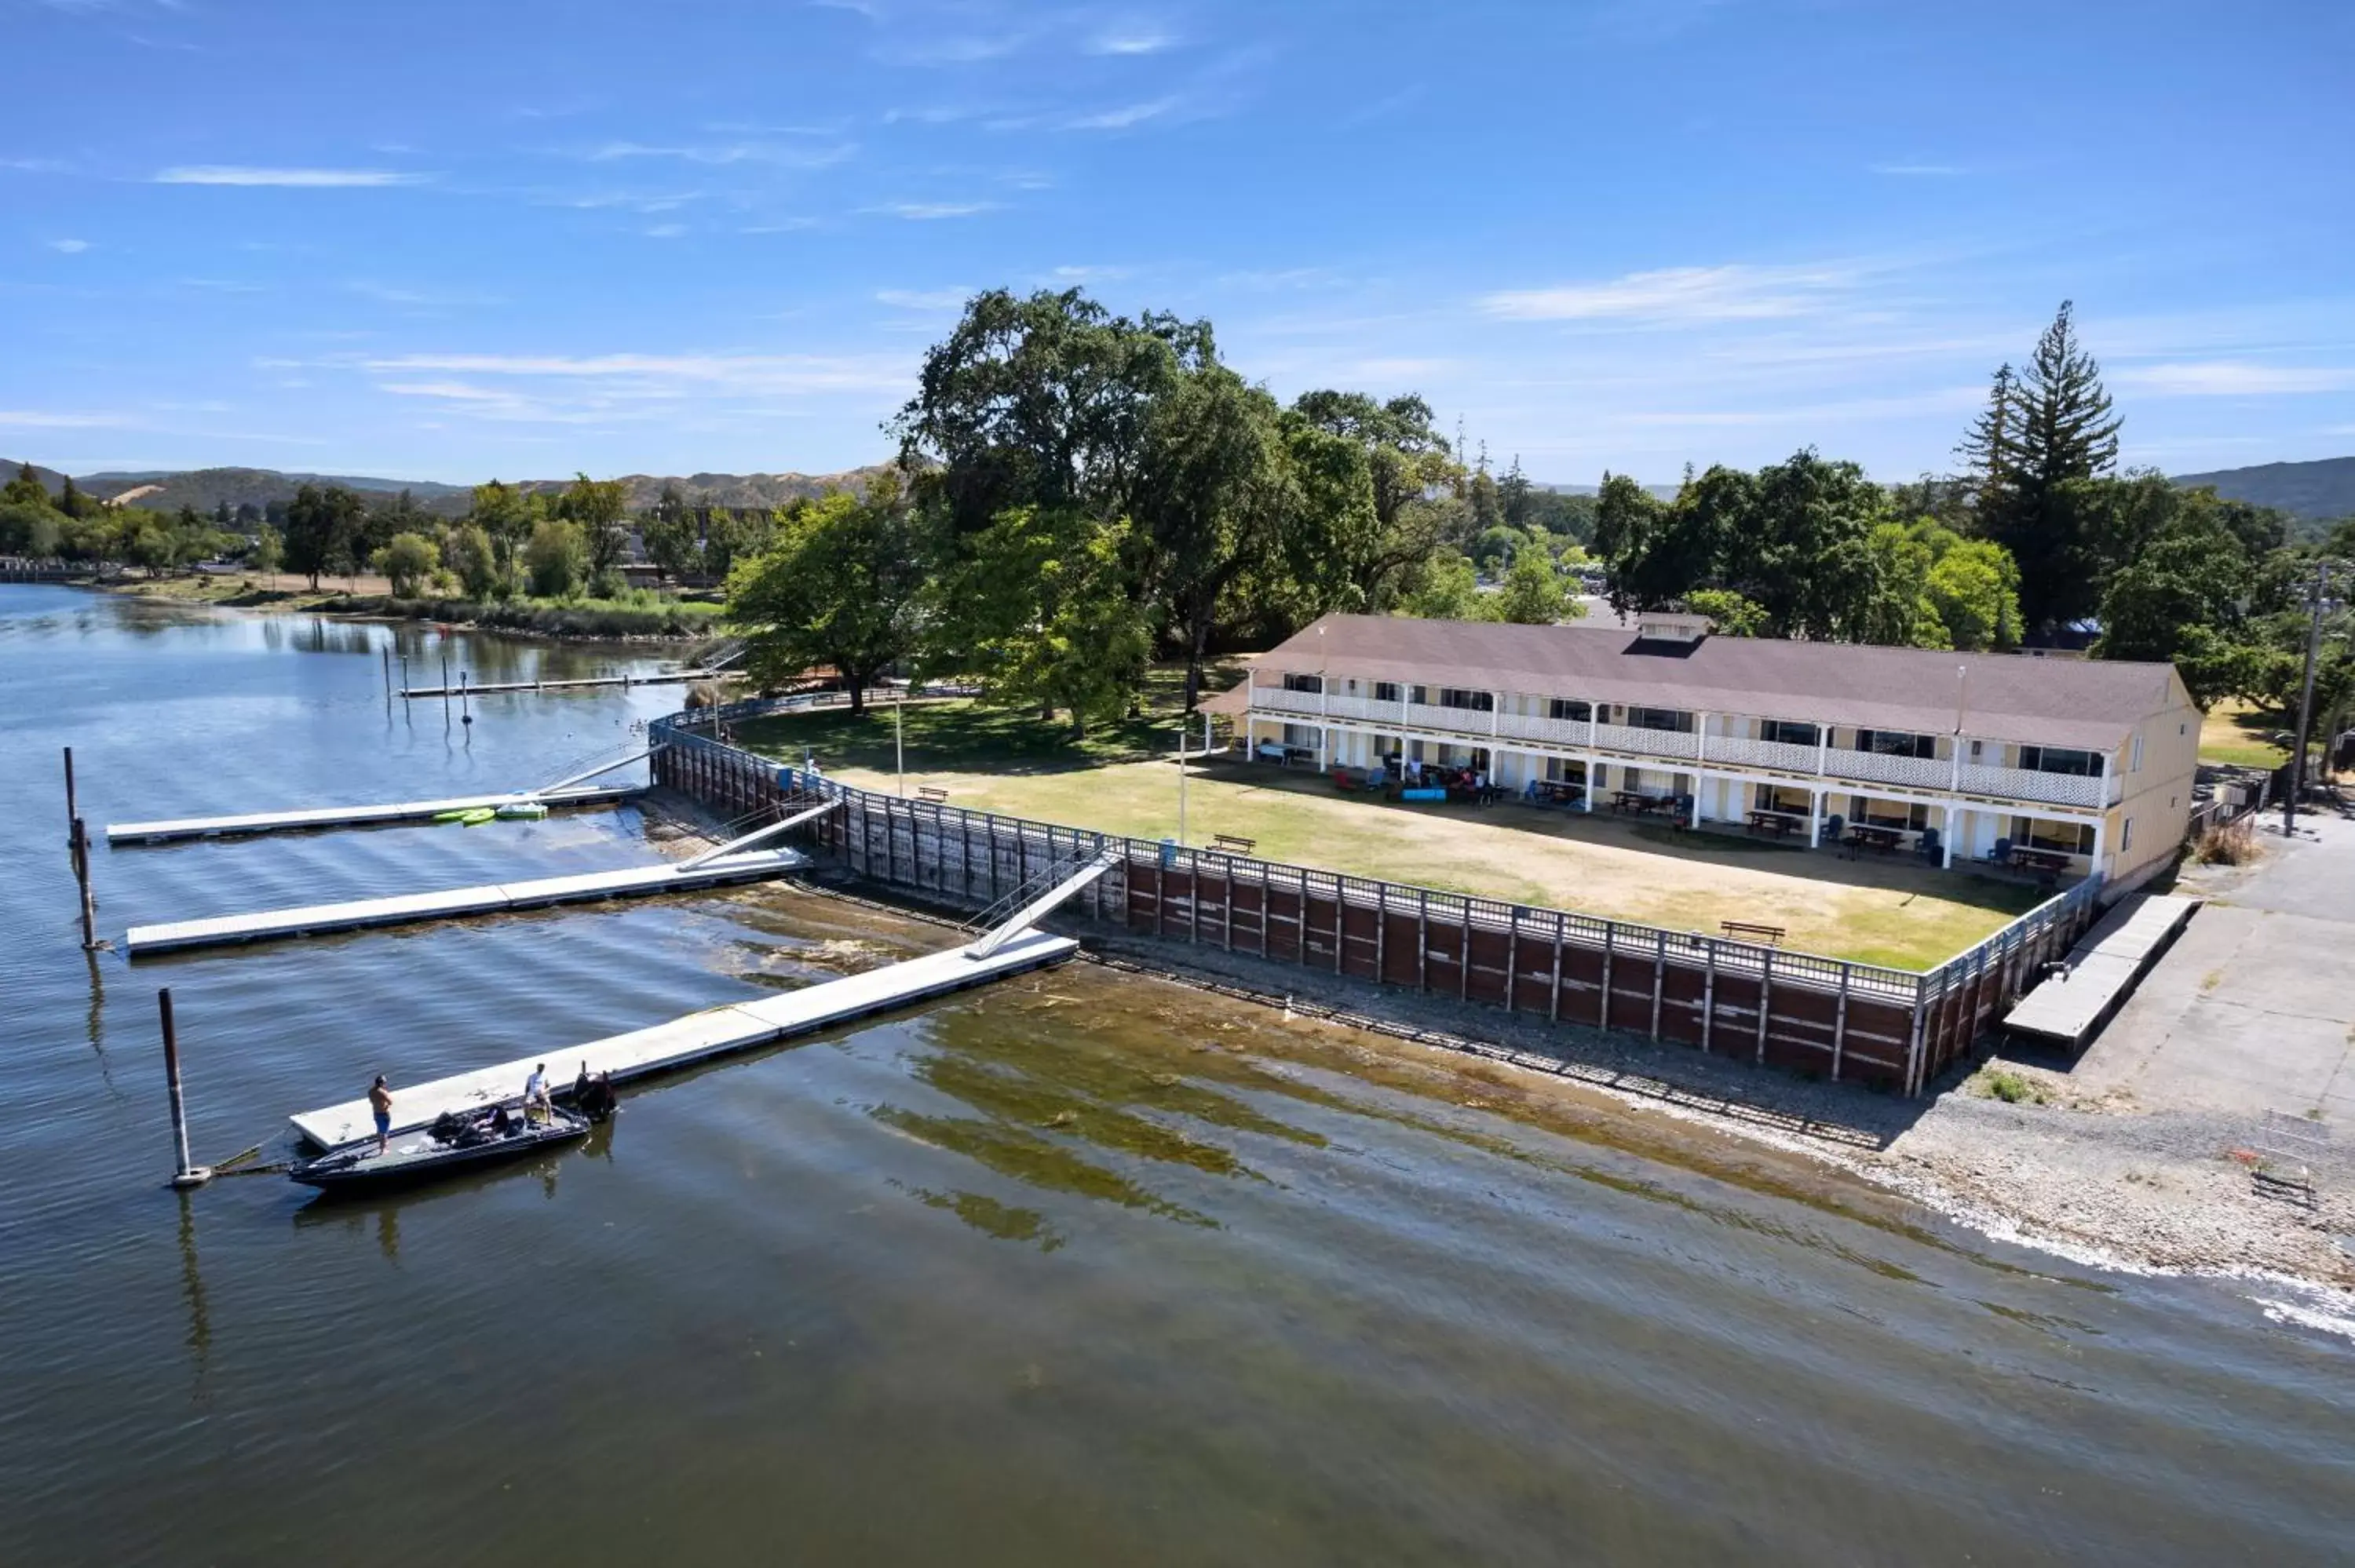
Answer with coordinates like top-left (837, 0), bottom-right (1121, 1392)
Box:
top-left (1247, 615), bottom-right (2187, 751)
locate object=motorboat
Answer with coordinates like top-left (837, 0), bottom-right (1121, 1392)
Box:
top-left (289, 1103), bottom-right (590, 1193)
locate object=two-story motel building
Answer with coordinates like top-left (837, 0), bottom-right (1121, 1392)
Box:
top-left (1209, 612), bottom-right (2202, 892)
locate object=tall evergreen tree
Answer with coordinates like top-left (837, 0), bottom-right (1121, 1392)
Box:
top-left (1968, 302), bottom-right (2123, 636)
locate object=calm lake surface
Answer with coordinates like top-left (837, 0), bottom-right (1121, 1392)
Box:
top-left (2, 584), bottom-right (2348, 1566)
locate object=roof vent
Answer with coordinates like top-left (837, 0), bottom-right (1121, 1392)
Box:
top-left (1637, 612), bottom-right (1711, 644)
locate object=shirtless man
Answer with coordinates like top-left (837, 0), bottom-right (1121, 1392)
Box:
top-left (368, 1075), bottom-right (393, 1155)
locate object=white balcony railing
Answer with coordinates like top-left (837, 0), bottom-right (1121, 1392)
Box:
top-left (1243, 684), bottom-right (2112, 811)
top-left (1959, 762), bottom-right (2110, 809)
top-left (1594, 720), bottom-right (1698, 759)
top-left (1703, 733), bottom-right (1820, 772)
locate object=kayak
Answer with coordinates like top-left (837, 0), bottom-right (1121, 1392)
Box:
top-left (457, 808), bottom-right (498, 826)
top-left (289, 1104), bottom-right (590, 1193)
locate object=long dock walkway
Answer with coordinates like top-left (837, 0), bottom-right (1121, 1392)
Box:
top-left (398, 670), bottom-right (724, 698)
top-left (289, 928), bottom-right (1079, 1146)
top-left (2005, 892), bottom-right (2200, 1049)
top-left (124, 848), bottom-right (805, 957)
top-left (107, 784), bottom-right (644, 845)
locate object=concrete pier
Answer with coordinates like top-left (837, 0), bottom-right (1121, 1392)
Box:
top-left (107, 784), bottom-right (645, 845)
top-left (288, 928), bottom-right (1079, 1147)
top-left (124, 848), bottom-right (805, 957)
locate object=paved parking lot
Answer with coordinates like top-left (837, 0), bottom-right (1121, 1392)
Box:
top-left (2073, 813), bottom-right (2355, 1121)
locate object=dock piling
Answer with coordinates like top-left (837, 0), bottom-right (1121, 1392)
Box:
top-left (62, 746), bottom-right (78, 852)
top-left (440, 652), bottom-right (452, 722)
top-left (159, 989), bottom-right (212, 1189)
top-left (71, 815), bottom-right (97, 950)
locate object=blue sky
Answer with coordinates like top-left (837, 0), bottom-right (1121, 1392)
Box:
top-left (7, 0), bottom-right (2353, 486)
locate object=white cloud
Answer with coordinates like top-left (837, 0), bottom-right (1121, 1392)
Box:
top-left (154, 166), bottom-right (427, 188)
top-left (46, 238), bottom-right (89, 253)
top-left (1089, 29), bottom-right (1174, 55)
top-left (644, 223), bottom-right (688, 239)
top-left (1868, 162), bottom-right (1966, 177)
top-left (863, 200), bottom-right (996, 219)
top-left (2112, 361), bottom-right (2355, 396)
top-left (1479, 263), bottom-right (1866, 324)
top-left (875, 287), bottom-right (971, 310)
top-left (363, 351), bottom-right (909, 395)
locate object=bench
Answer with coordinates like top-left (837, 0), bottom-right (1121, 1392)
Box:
top-left (915, 786), bottom-right (949, 803)
top-left (1210, 833), bottom-right (1257, 856)
top-left (1721, 920), bottom-right (1786, 946)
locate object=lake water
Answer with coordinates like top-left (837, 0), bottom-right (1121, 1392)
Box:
top-left (2, 584), bottom-right (2348, 1566)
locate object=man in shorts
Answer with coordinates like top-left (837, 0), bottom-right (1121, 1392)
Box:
top-left (368, 1075), bottom-right (393, 1155)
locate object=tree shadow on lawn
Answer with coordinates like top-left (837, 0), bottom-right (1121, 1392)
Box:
top-left (735, 698), bottom-right (1181, 778)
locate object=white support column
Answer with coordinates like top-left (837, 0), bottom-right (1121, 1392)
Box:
top-left (1943, 803), bottom-right (1959, 868)
top-left (2088, 815), bottom-right (2106, 879)
top-left (1809, 787), bottom-right (1824, 847)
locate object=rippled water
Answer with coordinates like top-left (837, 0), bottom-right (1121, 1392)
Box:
top-left (2, 585), bottom-right (2348, 1566)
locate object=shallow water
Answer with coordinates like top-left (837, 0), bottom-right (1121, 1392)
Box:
top-left (2, 585), bottom-right (2348, 1566)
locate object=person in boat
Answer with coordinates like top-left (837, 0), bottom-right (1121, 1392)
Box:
top-left (369, 1075), bottom-right (393, 1155)
top-left (579, 1070), bottom-right (618, 1123)
top-left (491, 1105), bottom-right (514, 1136)
top-left (524, 1063), bottom-right (550, 1123)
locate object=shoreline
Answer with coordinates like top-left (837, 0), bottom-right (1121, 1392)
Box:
top-left (88, 576), bottom-right (723, 646)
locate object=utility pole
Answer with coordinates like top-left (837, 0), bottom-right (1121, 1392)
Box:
top-left (2284, 560), bottom-right (2344, 840)
top-left (894, 687), bottom-right (905, 797)
top-left (1177, 724), bottom-right (1188, 846)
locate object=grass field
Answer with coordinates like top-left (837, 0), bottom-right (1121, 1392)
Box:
top-left (2199, 698), bottom-right (2291, 770)
top-left (734, 698), bottom-right (2045, 970)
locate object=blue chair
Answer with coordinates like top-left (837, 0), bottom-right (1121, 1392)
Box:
top-left (1986, 835), bottom-right (2012, 866)
top-left (1917, 826), bottom-right (1941, 862)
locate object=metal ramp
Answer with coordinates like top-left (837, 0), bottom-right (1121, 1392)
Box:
top-left (963, 848), bottom-right (1121, 960)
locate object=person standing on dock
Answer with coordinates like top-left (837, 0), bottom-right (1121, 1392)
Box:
top-left (369, 1075), bottom-right (393, 1155)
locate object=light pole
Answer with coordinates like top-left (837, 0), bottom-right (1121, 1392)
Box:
top-left (894, 685), bottom-right (906, 797)
top-left (1177, 723), bottom-right (1188, 846)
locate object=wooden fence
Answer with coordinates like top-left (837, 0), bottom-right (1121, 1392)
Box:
top-left (652, 701), bottom-right (2105, 1096)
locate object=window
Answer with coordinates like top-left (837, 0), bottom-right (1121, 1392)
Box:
top-left (1854, 797), bottom-right (1929, 830)
top-left (1373, 681), bottom-right (1400, 703)
top-left (1435, 687), bottom-right (1495, 713)
top-left (2123, 818), bottom-right (2134, 851)
top-left (2010, 817), bottom-right (2096, 855)
top-left (1762, 720), bottom-right (1819, 747)
top-left (1281, 673), bottom-right (1323, 695)
top-left (1856, 728), bottom-right (1934, 758)
top-left (1550, 698), bottom-right (1592, 722)
top-left (2130, 734), bottom-right (2145, 772)
top-left (2018, 746), bottom-right (2098, 776)
top-left (1629, 706), bottom-right (1692, 733)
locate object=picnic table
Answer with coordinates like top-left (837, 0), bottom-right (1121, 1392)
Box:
top-left (1745, 808), bottom-right (1804, 838)
top-left (1611, 789), bottom-right (1664, 815)
top-left (1846, 823), bottom-right (1904, 855)
top-left (1532, 779), bottom-right (1583, 807)
top-left (2013, 846), bottom-right (2074, 877)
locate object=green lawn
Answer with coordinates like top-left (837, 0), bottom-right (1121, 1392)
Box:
top-left (2200, 699), bottom-right (2291, 769)
top-left (736, 697), bottom-right (2041, 970)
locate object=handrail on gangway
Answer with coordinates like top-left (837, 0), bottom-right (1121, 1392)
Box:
top-left (963, 848), bottom-right (1121, 961)
top-left (677, 798), bottom-right (841, 871)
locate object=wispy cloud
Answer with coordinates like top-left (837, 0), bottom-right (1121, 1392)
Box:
top-left (347, 281), bottom-right (503, 308)
top-left (46, 238), bottom-right (90, 253)
top-left (862, 199), bottom-right (997, 220)
top-left (2, 156), bottom-right (72, 173)
top-left (0, 410), bottom-right (128, 428)
top-left (884, 32), bottom-right (1026, 65)
top-left (1479, 262), bottom-right (1866, 324)
top-left (875, 287), bottom-right (972, 310)
top-left (1868, 162), bottom-right (1967, 177)
top-left (585, 139), bottom-right (856, 169)
top-left (154, 165), bottom-right (428, 188)
top-left (1089, 28), bottom-right (1174, 55)
top-left (644, 222), bottom-right (688, 239)
top-left (2112, 361), bottom-right (2355, 396)
top-left (363, 351), bottom-right (908, 393)
top-left (1057, 97), bottom-right (1180, 131)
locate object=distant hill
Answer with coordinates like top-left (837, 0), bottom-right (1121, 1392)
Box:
top-left (2172, 456), bottom-right (2355, 522)
top-left (10, 462), bottom-right (893, 521)
top-left (3, 458), bottom-right (74, 498)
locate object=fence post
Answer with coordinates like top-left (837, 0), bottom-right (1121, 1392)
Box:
top-left (1831, 964), bottom-right (1851, 1081)
top-left (1333, 878), bottom-right (1345, 975)
top-left (1648, 928), bottom-right (1667, 1041)
top-left (1372, 880), bottom-right (1386, 979)
top-left (1598, 921), bottom-right (1616, 1031)
top-left (1548, 911), bottom-right (1565, 1023)
top-left (1298, 867), bottom-right (1312, 966)
top-left (1904, 981), bottom-right (1931, 1096)
top-left (1224, 859), bottom-right (1236, 951)
top-left (1416, 890), bottom-right (1429, 993)
top-left (1700, 939), bottom-right (1717, 1053)
top-left (1504, 910), bottom-right (1519, 1014)
top-left (1754, 949), bottom-right (1774, 1065)
top-left (1457, 903), bottom-right (1470, 1000)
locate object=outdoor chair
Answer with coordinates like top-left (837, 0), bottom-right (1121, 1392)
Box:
top-left (1985, 836), bottom-right (2012, 866)
top-left (1916, 826), bottom-right (1941, 863)
top-left (1824, 813), bottom-right (1844, 845)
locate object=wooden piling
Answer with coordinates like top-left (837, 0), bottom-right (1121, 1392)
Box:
top-left (159, 989), bottom-right (210, 1188)
top-left (63, 745), bottom-right (78, 849)
top-left (71, 816), bottom-right (97, 950)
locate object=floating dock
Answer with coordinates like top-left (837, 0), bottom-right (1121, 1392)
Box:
top-left (287, 928), bottom-right (1079, 1147)
top-left (106, 784), bottom-right (644, 846)
top-left (2004, 892), bottom-right (2200, 1049)
top-left (398, 670), bottom-right (726, 698)
top-left (123, 848), bottom-right (805, 957)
